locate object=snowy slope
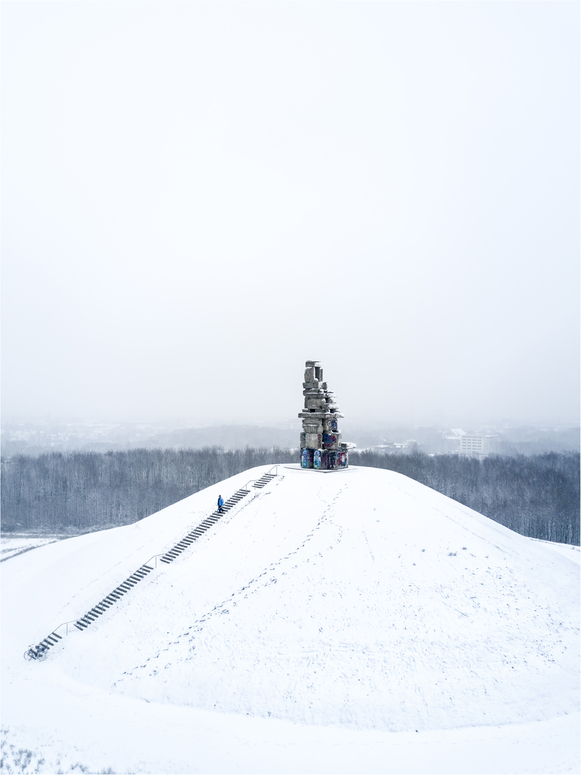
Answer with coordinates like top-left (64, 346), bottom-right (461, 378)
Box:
top-left (0, 535), bottom-right (61, 562)
top-left (1, 465), bottom-right (579, 774)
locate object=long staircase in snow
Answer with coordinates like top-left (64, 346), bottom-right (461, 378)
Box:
top-left (24, 469), bottom-right (280, 660)
top-left (158, 487), bottom-right (251, 565)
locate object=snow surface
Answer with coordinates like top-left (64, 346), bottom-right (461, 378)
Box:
top-left (1, 464), bottom-right (579, 774)
top-left (0, 536), bottom-right (61, 563)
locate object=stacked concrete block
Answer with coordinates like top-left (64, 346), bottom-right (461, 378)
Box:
top-left (298, 360), bottom-right (349, 470)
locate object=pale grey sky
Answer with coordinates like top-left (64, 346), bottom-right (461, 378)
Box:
top-left (2, 1), bottom-right (579, 426)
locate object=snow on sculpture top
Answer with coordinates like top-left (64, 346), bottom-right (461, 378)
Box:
top-left (298, 360), bottom-right (349, 470)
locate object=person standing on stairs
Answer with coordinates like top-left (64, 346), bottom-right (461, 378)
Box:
top-left (217, 495), bottom-right (224, 513)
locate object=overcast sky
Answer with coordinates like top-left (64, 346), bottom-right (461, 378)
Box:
top-left (2, 2), bottom-right (579, 428)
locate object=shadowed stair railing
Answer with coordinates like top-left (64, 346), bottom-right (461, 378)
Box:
top-left (24, 466), bottom-right (281, 660)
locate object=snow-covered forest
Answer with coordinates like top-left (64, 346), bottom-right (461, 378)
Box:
top-left (351, 450), bottom-right (580, 545)
top-left (1, 449), bottom-right (578, 545)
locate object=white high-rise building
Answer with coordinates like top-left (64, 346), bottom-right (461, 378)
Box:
top-left (460, 435), bottom-right (487, 456)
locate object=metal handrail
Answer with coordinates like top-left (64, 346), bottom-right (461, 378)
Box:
top-left (145, 553), bottom-right (164, 569)
top-left (243, 464), bottom-right (280, 491)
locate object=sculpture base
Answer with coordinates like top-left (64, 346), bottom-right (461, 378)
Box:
top-left (300, 448), bottom-right (348, 470)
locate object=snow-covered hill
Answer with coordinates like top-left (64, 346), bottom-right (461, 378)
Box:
top-left (1, 465), bottom-right (579, 774)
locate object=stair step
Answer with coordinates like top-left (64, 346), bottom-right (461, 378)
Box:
top-left (254, 475), bottom-right (276, 488)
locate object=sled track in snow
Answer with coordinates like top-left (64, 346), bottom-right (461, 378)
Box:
top-left (24, 469), bottom-right (280, 661)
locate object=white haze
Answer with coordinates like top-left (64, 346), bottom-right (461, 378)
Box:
top-left (2, 2), bottom-right (579, 426)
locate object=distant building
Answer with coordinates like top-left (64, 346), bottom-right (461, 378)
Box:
top-left (369, 440), bottom-right (419, 454)
top-left (447, 429), bottom-right (467, 439)
top-left (460, 435), bottom-right (487, 457)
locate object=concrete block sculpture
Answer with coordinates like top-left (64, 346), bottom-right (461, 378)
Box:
top-left (298, 360), bottom-right (349, 469)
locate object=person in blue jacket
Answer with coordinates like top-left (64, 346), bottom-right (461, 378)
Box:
top-left (217, 495), bottom-right (224, 513)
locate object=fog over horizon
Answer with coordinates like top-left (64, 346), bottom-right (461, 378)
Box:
top-left (2, 3), bottom-right (579, 429)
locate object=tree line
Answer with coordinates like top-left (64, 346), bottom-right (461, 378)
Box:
top-left (1, 447), bottom-right (294, 533)
top-left (350, 449), bottom-right (580, 545)
top-left (1, 448), bottom-right (578, 545)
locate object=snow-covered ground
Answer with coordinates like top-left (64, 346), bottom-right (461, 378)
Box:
top-left (1, 465), bottom-right (579, 774)
top-left (0, 536), bottom-right (64, 563)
